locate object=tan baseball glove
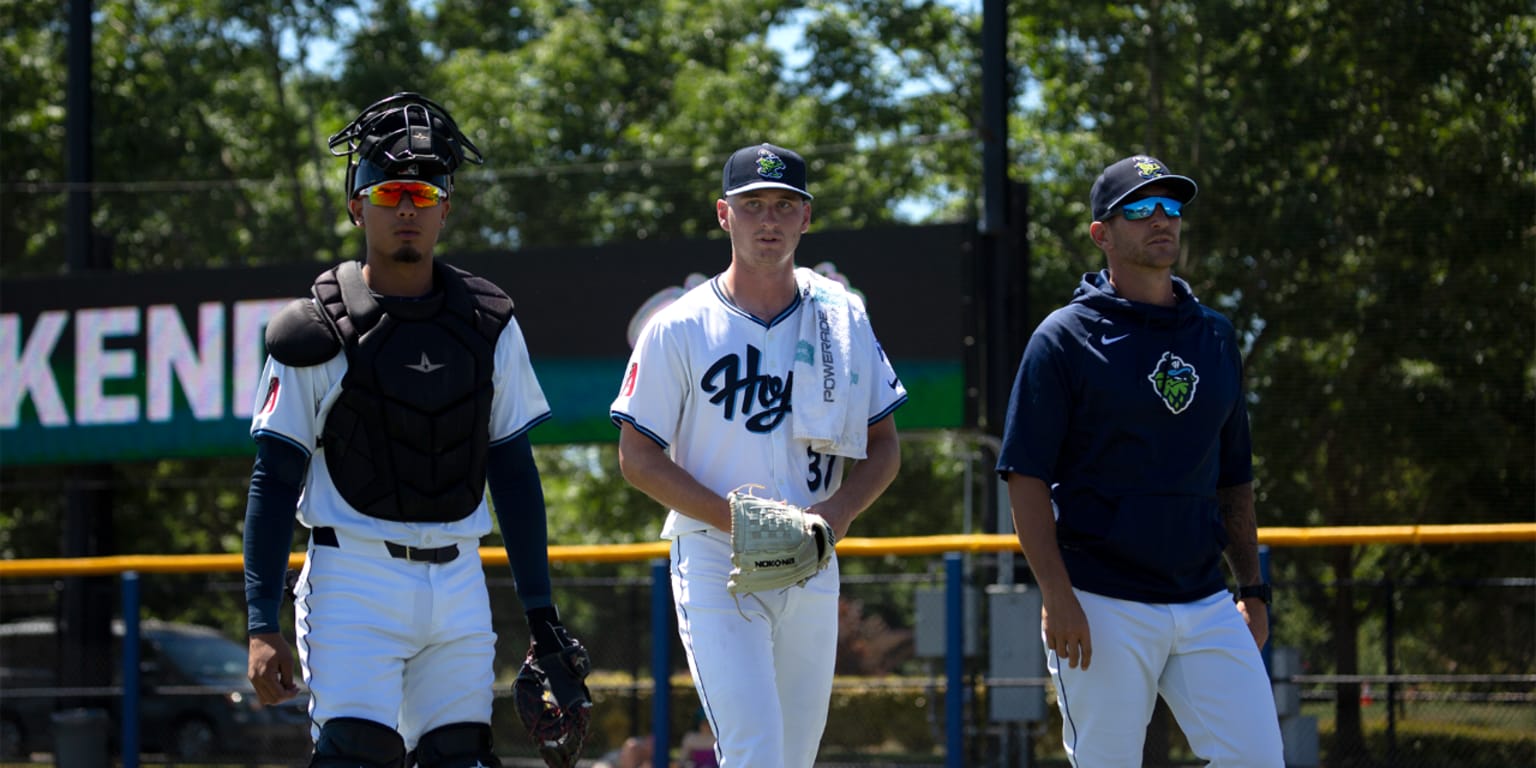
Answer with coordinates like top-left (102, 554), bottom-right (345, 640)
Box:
top-left (726, 484), bottom-right (836, 596)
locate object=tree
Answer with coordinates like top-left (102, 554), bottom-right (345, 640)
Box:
top-left (1011, 2), bottom-right (1534, 761)
top-left (0, 0), bottom-right (364, 276)
top-left (2, 4), bottom-right (1531, 761)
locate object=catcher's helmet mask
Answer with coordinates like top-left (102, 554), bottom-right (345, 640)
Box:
top-left (328, 92), bottom-right (484, 221)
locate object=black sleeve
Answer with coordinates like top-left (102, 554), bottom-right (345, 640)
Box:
top-left (486, 435), bottom-right (556, 619)
top-left (242, 436), bottom-right (307, 636)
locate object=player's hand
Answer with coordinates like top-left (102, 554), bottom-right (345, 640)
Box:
top-left (803, 500), bottom-right (852, 540)
top-left (248, 632), bottom-right (300, 705)
top-left (1041, 592), bottom-right (1092, 671)
top-left (1237, 598), bottom-right (1270, 649)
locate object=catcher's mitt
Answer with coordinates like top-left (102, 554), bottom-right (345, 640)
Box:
top-left (726, 484), bottom-right (836, 597)
top-left (513, 627), bottom-right (593, 768)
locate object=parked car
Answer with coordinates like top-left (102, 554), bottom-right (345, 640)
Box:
top-left (0, 617), bottom-right (310, 760)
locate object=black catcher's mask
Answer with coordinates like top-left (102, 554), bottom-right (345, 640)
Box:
top-left (327, 92), bottom-right (484, 213)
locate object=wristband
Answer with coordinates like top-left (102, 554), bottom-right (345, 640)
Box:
top-left (1235, 583), bottom-right (1272, 605)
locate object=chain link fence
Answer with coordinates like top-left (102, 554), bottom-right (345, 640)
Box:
top-left (1, 556), bottom-right (1531, 766)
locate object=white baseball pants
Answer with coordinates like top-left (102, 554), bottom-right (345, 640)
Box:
top-left (294, 537), bottom-right (496, 748)
top-left (1049, 588), bottom-right (1285, 767)
top-left (670, 530), bottom-right (840, 768)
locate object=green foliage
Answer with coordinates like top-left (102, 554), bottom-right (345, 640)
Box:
top-left (1, 4), bottom-right (1531, 758)
top-left (823, 681), bottom-right (944, 754)
top-left (1316, 712), bottom-right (1536, 768)
top-left (1009, 3), bottom-right (1533, 752)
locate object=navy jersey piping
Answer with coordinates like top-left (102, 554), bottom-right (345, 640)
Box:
top-left (869, 396), bottom-right (908, 425)
top-left (253, 428), bottom-right (312, 459)
top-left (709, 275), bottom-right (803, 328)
top-left (610, 411), bottom-right (670, 451)
top-left (488, 410), bottom-right (553, 448)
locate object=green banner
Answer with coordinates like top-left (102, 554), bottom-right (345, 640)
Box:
top-left (0, 224), bottom-right (975, 466)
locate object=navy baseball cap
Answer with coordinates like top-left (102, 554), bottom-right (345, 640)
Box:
top-left (1090, 155), bottom-right (1198, 221)
top-left (722, 143), bottom-right (813, 200)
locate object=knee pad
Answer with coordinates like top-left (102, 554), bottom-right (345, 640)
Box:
top-left (410, 722), bottom-right (500, 768)
top-left (311, 717), bottom-right (406, 768)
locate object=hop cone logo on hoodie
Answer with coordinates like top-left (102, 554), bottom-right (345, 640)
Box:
top-left (1148, 351), bottom-right (1199, 414)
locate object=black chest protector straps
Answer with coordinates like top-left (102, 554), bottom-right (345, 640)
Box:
top-left (265, 260), bottom-right (513, 523)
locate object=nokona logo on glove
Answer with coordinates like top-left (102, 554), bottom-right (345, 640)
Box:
top-left (726, 484), bottom-right (836, 601)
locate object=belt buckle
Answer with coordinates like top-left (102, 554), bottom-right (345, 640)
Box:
top-left (393, 542), bottom-right (454, 563)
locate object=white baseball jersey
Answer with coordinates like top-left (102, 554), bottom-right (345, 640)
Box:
top-left (249, 312), bottom-right (551, 546)
top-left (609, 275), bottom-right (906, 538)
top-left (613, 273), bottom-right (905, 766)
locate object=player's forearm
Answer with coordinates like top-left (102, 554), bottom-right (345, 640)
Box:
top-left (1218, 482), bottom-right (1262, 584)
top-left (632, 459), bottom-right (732, 531)
top-left (817, 416), bottom-right (900, 534)
top-left (1005, 473), bottom-right (1074, 599)
top-left (617, 425), bottom-right (732, 530)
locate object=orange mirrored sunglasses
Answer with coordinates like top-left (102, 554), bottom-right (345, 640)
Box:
top-left (357, 180), bottom-right (447, 208)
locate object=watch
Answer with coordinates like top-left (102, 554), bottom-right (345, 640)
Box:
top-left (1236, 583), bottom-right (1272, 605)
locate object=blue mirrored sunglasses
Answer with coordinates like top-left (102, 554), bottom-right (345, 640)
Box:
top-left (1114, 196), bottom-right (1183, 221)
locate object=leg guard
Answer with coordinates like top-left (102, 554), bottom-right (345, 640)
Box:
top-left (310, 717), bottom-right (406, 768)
top-left (410, 722), bottom-right (500, 768)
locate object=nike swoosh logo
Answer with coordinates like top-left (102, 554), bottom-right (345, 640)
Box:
top-left (887, 377), bottom-right (900, 389)
top-left (1101, 333), bottom-right (1131, 346)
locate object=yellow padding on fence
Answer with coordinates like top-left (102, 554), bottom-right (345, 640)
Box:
top-left (1259, 523), bottom-right (1536, 546)
top-left (1, 524), bottom-right (1532, 578)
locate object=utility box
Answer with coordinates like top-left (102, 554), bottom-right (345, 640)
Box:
top-left (1271, 646), bottom-right (1303, 718)
top-left (1281, 716), bottom-right (1320, 768)
top-left (986, 584), bottom-right (1046, 722)
top-left (51, 708), bottom-right (109, 768)
top-left (1271, 646), bottom-right (1319, 768)
top-left (914, 586), bottom-right (979, 658)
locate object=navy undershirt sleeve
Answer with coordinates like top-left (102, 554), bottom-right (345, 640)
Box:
top-left (243, 436), bottom-right (307, 636)
top-left (487, 435), bottom-right (554, 615)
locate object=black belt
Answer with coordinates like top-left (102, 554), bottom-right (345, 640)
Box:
top-left (312, 526), bottom-right (460, 564)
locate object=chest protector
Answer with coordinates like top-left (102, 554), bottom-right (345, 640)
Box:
top-left (313, 260), bottom-right (512, 523)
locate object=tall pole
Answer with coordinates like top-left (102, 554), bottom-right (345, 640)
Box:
top-left (979, 0), bottom-right (1015, 437)
top-left (980, 0), bottom-right (1008, 238)
top-left (62, 0), bottom-right (115, 717)
top-left (980, 3), bottom-right (1034, 764)
top-left (66, 0), bottom-right (93, 268)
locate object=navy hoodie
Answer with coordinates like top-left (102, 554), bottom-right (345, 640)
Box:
top-left (996, 270), bottom-right (1253, 603)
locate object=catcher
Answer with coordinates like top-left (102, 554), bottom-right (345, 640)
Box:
top-left (241, 91), bottom-right (591, 768)
top-left (609, 141), bottom-right (907, 767)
